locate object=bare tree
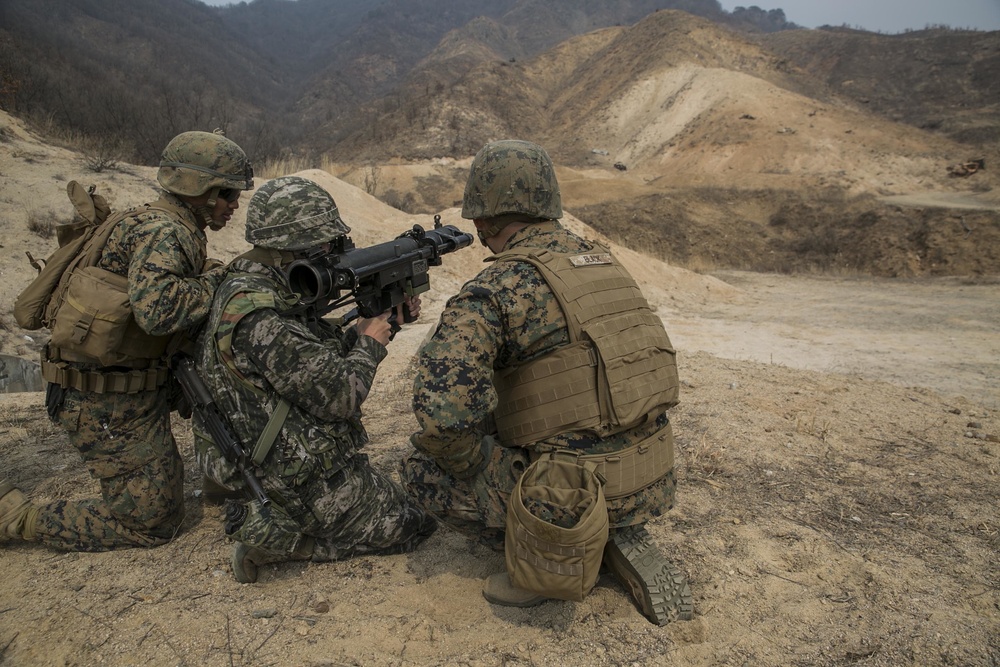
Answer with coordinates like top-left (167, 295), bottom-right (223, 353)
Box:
top-left (363, 163), bottom-right (382, 196)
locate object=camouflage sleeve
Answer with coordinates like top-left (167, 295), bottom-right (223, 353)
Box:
top-left (411, 281), bottom-right (502, 478)
top-left (234, 308), bottom-right (388, 421)
top-left (126, 216), bottom-right (215, 336)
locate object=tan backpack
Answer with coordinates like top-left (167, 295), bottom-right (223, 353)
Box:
top-left (14, 181), bottom-right (114, 330)
top-left (15, 182), bottom-right (184, 365)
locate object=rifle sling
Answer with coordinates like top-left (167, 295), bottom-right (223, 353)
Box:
top-left (251, 398), bottom-right (291, 466)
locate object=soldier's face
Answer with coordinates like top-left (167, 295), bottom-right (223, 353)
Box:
top-left (208, 190), bottom-right (240, 231)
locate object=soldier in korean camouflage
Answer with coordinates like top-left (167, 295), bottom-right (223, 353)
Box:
top-left (401, 139), bottom-right (693, 624)
top-left (194, 175), bottom-right (436, 583)
top-left (0, 131), bottom-right (253, 551)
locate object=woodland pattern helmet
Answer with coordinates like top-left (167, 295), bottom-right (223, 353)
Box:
top-left (157, 130), bottom-right (254, 197)
top-left (461, 139), bottom-right (562, 221)
top-left (245, 176), bottom-right (351, 251)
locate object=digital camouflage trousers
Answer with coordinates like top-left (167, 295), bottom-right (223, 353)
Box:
top-left (32, 385), bottom-right (185, 551)
top-left (245, 452), bottom-right (438, 562)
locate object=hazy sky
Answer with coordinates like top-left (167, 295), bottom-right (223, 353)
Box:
top-left (718, 0), bottom-right (1000, 32)
top-left (198, 0), bottom-right (1000, 33)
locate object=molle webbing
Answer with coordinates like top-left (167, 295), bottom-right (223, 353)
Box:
top-left (40, 359), bottom-right (169, 393)
top-left (492, 245), bottom-right (678, 446)
top-left (547, 421), bottom-right (675, 499)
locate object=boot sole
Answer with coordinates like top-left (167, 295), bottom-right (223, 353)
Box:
top-left (231, 543), bottom-right (259, 584)
top-left (604, 526), bottom-right (694, 625)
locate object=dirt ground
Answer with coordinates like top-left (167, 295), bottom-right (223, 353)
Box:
top-left (0, 111), bottom-right (998, 666)
top-left (1, 270), bottom-right (998, 667)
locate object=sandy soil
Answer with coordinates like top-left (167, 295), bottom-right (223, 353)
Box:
top-left (0, 112), bottom-right (998, 667)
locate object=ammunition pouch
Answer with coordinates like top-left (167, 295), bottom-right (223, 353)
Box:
top-left (48, 265), bottom-right (170, 366)
top-left (40, 358), bottom-right (170, 394)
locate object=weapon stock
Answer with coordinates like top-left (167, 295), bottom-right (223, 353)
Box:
top-left (285, 215), bottom-right (473, 321)
top-left (172, 356), bottom-right (271, 509)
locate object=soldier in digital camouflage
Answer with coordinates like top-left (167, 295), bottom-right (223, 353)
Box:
top-left (0, 131), bottom-right (253, 551)
top-left (401, 139), bottom-right (694, 625)
top-left (193, 175), bottom-right (436, 583)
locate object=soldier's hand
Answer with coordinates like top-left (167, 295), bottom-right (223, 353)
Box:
top-left (397, 295), bottom-right (422, 323)
top-left (356, 312), bottom-right (393, 346)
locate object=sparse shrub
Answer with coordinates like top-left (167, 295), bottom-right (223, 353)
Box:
top-left (381, 189), bottom-right (417, 213)
top-left (684, 434), bottom-right (726, 478)
top-left (363, 163), bottom-right (382, 196)
top-left (26, 209), bottom-right (58, 238)
top-left (83, 135), bottom-right (127, 173)
top-left (84, 150), bottom-right (119, 173)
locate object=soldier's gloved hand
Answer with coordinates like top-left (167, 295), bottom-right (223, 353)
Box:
top-left (398, 295), bottom-right (421, 323)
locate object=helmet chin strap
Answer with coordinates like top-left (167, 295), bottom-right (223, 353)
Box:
top-left (477, 215), bottom-right (541, 248)
top-left (191, 186), bottom-right (223, 230)
top-left (477, 218), bottom-right (516, 248)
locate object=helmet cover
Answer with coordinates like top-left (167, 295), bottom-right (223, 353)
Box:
top-left (157, 130), bottom-right (253, 197)
top-left (462, 139), bottom-right (562, 221)
top-left (245, 176), bottom-right (351, 251)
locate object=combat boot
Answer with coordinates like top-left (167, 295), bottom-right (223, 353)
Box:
top-left (482, 572), bottom-right (551, 608)
top-left (0, 480), bottom-right (35, 542)
top-left (603, 524), bottom-right (694, 625)
top-left (231, 537), bottom-right (315, 584)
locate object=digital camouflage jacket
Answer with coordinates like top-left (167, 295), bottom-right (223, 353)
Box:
top-left (195, 258), bottom-right (388, 491)
top-left (97, 192), bottom-right (221, 338)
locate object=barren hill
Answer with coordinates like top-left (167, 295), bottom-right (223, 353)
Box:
top-left (325, 11), bottom-right (1000, 277)
top-left (761, 26), bottom-right (1000, 147)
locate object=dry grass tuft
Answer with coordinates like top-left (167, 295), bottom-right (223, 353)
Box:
top-left (684, 433), bottom-right (727, 478)
top-left (25, 207), bottom-right (58, 238)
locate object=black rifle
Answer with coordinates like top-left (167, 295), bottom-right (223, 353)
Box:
top-left (172, 356), bottom-right (271, 511)
top-left (285, 215), bottom-right (474, 333)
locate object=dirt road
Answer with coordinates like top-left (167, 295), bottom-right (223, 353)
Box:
top-left (667, 271), bottom-right (1000, 409)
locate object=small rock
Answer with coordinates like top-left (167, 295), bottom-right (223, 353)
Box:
top-left (252, 608), bottom-right (277, 619)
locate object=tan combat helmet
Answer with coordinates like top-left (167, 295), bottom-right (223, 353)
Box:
top-left (157, 130), bottom-right (254, 197)
top-left (461, 139), bottom-right (563, 222)
top-left (245, 176), bottom-right (351, 251)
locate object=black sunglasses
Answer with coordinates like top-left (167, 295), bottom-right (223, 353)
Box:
top-left (218, 188), bottom-right (241, 202)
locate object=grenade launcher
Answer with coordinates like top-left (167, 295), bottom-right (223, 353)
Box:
top-left (285, 215), bottom-right (474, 328)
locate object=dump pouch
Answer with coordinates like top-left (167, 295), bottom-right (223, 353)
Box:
top-left (505, 454), bottom-right (609, 602)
